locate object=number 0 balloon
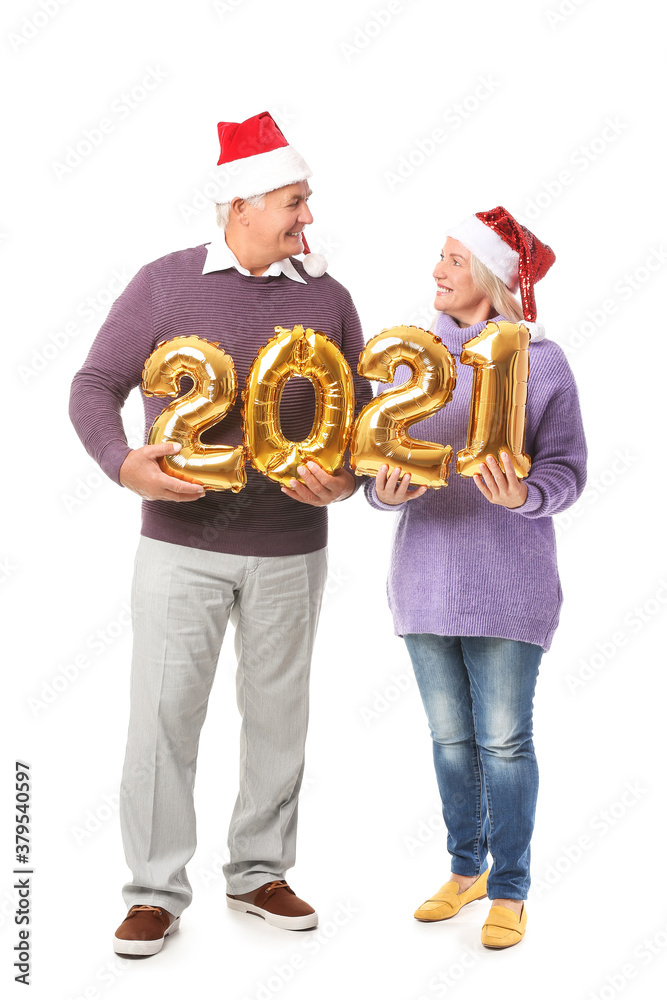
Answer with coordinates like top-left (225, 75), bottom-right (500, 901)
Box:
top-left (243, 325), bottom-right (355, 486)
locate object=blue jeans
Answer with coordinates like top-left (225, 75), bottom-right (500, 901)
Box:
top-left (404, 634), bottom-right (542, 901)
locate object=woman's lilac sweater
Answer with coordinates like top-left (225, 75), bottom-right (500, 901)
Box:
top-left (363, 312), bottom-right (587, 650)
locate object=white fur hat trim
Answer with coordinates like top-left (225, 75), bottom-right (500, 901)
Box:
top-left (447, 215), bottom-right (520, 291)
top-left (209, 144), bottom-right (311, 203)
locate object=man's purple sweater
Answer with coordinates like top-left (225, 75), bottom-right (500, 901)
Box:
top-left (69, 245), bottom-right (371, 557)
top-left (364, 312), bottom-right (587, 650)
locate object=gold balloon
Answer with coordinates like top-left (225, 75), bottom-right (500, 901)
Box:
top-left (142, 335), bottom-right (246, 492)
top-left (455, 320), bottom-right (531, 479)
top-left (350, 325), bottom-right (457, 488)
top-left (243, 325), bottom-right (355, 486)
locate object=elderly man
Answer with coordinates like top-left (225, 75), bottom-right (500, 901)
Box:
top-left (69, 111), bottom-right (370, 956)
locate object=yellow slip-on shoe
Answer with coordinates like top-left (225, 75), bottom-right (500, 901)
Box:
top-left (481, 904), bottom-right (527, 949)
top-left (414, 869), bottom-right (489, 922)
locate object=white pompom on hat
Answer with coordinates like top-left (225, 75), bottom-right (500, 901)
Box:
top-left (214, 111), bottom-right (327, 277)
top-left (298, 234), bottom-right (327, 277)
top-left (447, 206), bottom-right (556, 340)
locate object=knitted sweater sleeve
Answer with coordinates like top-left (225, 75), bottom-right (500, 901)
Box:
top-left (513, 379), bottom-right (587, 519)
top-left (69, 266), bottom-right (154, 485)
top-left (363, 366), bottom-right (588, 517)
top-left (363, 476), bottom-right (408, 511)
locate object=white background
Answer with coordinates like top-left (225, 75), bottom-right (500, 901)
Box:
top-left (3, 1), bottom-right (666, 998)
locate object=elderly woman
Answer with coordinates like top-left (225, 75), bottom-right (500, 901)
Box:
top-left (364, 207), bottom-right (587, 948)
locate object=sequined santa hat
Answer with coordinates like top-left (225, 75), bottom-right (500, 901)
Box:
top-left (213, 111), bottom-right (327, 278)
top-left (447, 206), bottom-right (555, 340)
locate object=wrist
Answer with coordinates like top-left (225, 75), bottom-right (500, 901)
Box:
top-left (375, 491), bottom-right (404, 507)
top-left (333, 484), bottom-right (355, 503)
top-left (506, 485), bottom-right (528, 509)
top-left (333, 468), bottom-right (355, 501)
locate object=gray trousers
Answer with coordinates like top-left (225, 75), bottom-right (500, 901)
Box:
top-left (120, 536), bottom-right (328, 916)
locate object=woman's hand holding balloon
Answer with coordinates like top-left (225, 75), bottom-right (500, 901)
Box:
top-left (375, 464), bottom-right (428, 506)
top-left (473, 453), bottom-right (528, 509)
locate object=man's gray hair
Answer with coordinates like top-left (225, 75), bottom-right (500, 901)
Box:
top-left (216, 193), bottom-right (266, 230)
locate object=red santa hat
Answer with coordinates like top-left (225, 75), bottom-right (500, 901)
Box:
top-left (214, 111), bottom-right (327, 277)
top-left (447, 206), bottom-right (555, 338)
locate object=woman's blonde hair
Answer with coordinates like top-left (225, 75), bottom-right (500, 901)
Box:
top-left (469, 254), bottom-right (523, 322)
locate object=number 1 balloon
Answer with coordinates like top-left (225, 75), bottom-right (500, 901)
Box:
top-left (455, 321), bottom-right (531, 479)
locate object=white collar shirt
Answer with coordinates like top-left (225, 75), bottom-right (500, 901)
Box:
top-left (202, 236), bottom-right (307, 284)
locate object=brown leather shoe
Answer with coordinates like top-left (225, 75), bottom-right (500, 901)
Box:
top-left (113, 904), bottom-right (180, 956)
top-left (226, 880), bottom-right (318, 929)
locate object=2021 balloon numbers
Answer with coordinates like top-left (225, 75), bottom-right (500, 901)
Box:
top-left (142, 322), bottom-right (531, 491)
